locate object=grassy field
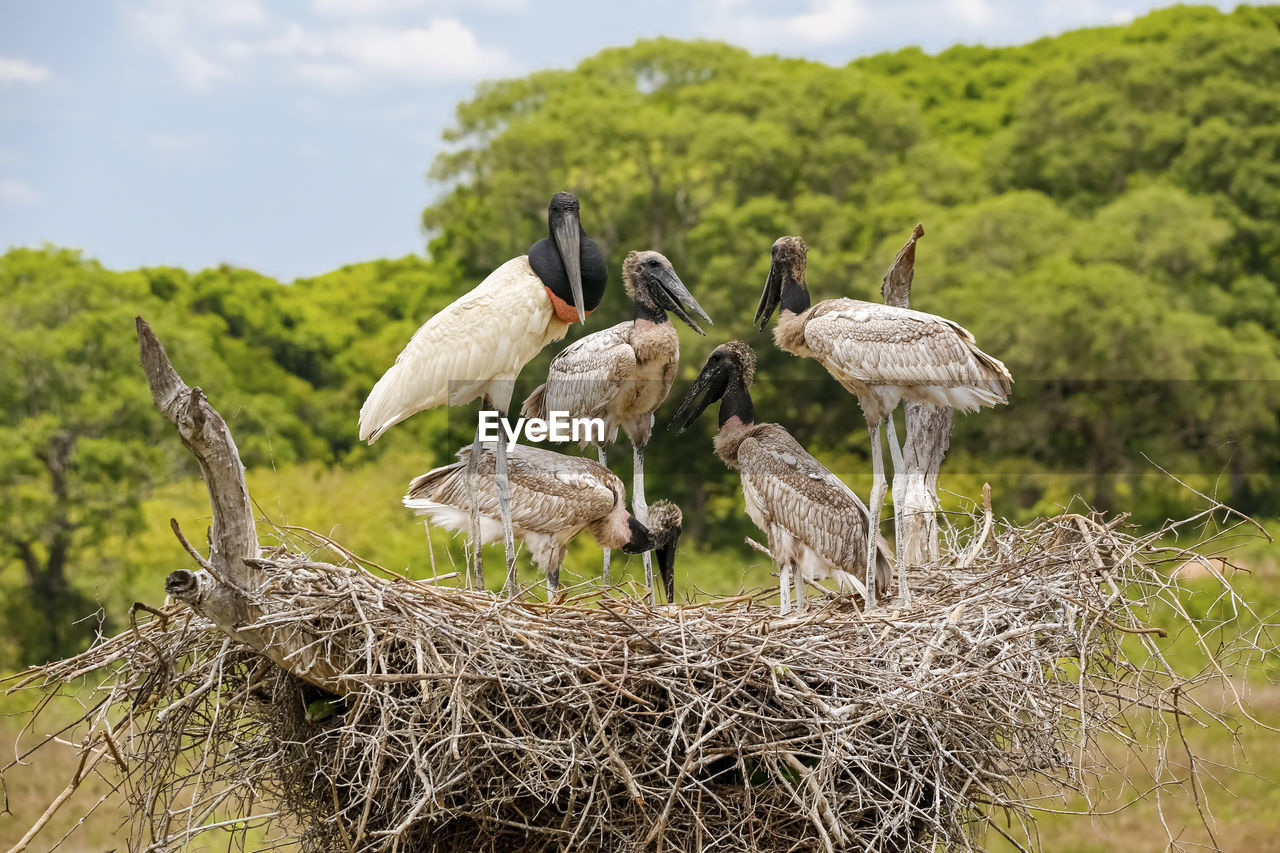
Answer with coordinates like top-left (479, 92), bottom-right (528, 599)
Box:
top-left (2, 458), bottom-right (1277, 851)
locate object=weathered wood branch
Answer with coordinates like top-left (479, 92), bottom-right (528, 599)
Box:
top-left (880, 225), bottom-right (950, 564)
top-left (137, 316), bottom-right (259, 594)
top-left (137, 316), bottom-right (351, 692)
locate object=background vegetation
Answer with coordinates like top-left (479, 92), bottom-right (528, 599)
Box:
top-left (2, 6), bottom-right (1278, 849)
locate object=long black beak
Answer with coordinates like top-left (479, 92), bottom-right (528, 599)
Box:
top-left (753, 259), bottom-right (782, 331)
top-left (652, 268), bottom-right (711, 335)
top-left (656, 534), bottom-right (679, 604)
top-left (552, 209), bottom-right (585, 323)
top-left (672, 360), bottom-right (727, 433)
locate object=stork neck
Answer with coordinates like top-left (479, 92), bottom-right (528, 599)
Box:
top-left (528, 227), bottom-right (608, 313)
top-left (718, 380), bottom-right (754, 429)
top-left (632, 296), bottom-right (669, 325)
top-left (780, 278), bottom-right (810, 315)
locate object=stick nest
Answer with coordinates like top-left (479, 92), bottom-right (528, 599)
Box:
top-left (4, 506), bottom-right (1271, 853)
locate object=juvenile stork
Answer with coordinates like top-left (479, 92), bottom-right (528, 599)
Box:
top-left (673, 342), bottom-right (891, 614)
top-left (358, 192), bottom-right (607, 596)
top-left (404, 444), bottom-right (683, 601)
top-left (754, 236), bottom-right (1011, 608)
top-left (521, 250), bottom-right (710, 600)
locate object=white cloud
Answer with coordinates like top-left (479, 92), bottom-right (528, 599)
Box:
top-left (0, 56), bottom-right (51, 84)
top-left (707, 0), bottom-right (866, 49)
top-left (125, 1), bottom-right (511, 92)
top-left (946, 0), bottom-right (992, 27)
top-left (330, 21), bottom-right (512, 81)
top-left (313, 0), bottom-right (425, 16)
top-left (0, 178), bottom-right (41, 206)
top-left (312, 0), bottom-right (527, 16)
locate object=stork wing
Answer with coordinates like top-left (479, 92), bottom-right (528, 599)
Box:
top-left (405, 444), bottom-right (621, 535)
top-left (523, 322), bottom-right (637, 423)
top-left (803, 299), bottom-right (1011, 402)
top-left (359, 257), bottom-right (568, 442)
top-left (737, 424), bottom-right (877, 575)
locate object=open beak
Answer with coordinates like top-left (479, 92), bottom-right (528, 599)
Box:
top-left (552, 209), bottom-right (585, 323)
top-left (672, 359), bottom-right (727, 433)
top-left (753, 259), bottom-right (782, 331)
top-left (653, 268), bottom-right (712, 335)
top-left (656, 533), bottom-right (679, 604)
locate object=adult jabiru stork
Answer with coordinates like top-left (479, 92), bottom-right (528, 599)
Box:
top-left (358, 192), bottom-right (607, 596)
top-left (521, 250), bottom-right (710, 600)
top-left (754, 236), bottom-right (1011, 608)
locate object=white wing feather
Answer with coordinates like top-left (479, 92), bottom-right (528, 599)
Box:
top-left (358, 256), bottom-right (570, 442)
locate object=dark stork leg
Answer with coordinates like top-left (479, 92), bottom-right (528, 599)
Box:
top-left (597, 444), bottom-right (611, 588)
top-left (465, 422), bottom-right (485, 591)
top-left (546, 544), bottom-right (565, 599)
top-left (632, 441), bottom-right (653, 605)
top-left (884, 410), bottom-right (910, 605)
top-left (865, 419), bottom-right (887, 611)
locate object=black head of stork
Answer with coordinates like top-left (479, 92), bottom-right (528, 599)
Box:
top-left (529, 191), bottom-right (609, 324)
top-left (673, 341), bottom-right (757, 432)
top-left (622, 250), bottom-right (712, 335)
top-left (619, 500), bottom-right (683, 603)
top-left (754, 235), bottom-right (810, 330)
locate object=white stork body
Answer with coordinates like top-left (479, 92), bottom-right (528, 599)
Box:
top-left (358, 257), bottom-right (571, 441)
top-left (757, 236), bottom-right (1011, 608)
top-left (358, 192), bottom-right (607, 598)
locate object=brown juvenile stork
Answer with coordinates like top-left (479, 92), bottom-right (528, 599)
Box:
top-left (522, 250), bottom-right (710, 600)
top-left (754, 236), bottom-right (1011, 608)
top-left (673, 342), bottom-right (891, 614)
top-left (358, 192), bottom-right (607, 596)
top-left (404, 444), bottom-right (683, 601)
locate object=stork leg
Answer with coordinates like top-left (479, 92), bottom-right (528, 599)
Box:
top-left (546, 545), bottom-right (565, 600)
top-left (884, 412), bottom-right (910, 605)
top-left (865, 420), bottom-right (887, 611)
top-left (494, 426), bottom-right (517, 599)
top-left (633, 441), bottom-right (654, 605)
top-left (597, 445), bottom-right (611, 589)
top-left (465, 423), bottom-right (485, 591)
top-left (793, 564), bottom-right (807, 612)
top-left (779, 561), bottom-right (793, 615)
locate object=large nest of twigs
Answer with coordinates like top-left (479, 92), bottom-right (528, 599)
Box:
top-left (4, 506), bottom-right (1269, 852)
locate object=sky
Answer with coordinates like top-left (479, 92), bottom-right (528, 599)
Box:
top-left (0, 0), bottom-right (1244, 281)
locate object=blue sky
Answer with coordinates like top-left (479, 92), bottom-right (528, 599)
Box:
top-left (0, 0), bottom-right (1241, 281)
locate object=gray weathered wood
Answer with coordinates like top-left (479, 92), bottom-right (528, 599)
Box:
top-left (138, 316), bottom-right (350, 692)
top-left (137, 317), bottom-right (259, 599)
top-left (880, 226), bottom-right (949, 564)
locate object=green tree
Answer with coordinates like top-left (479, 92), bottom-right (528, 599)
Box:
top-left (0, 249), bottom-right (168, 663)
